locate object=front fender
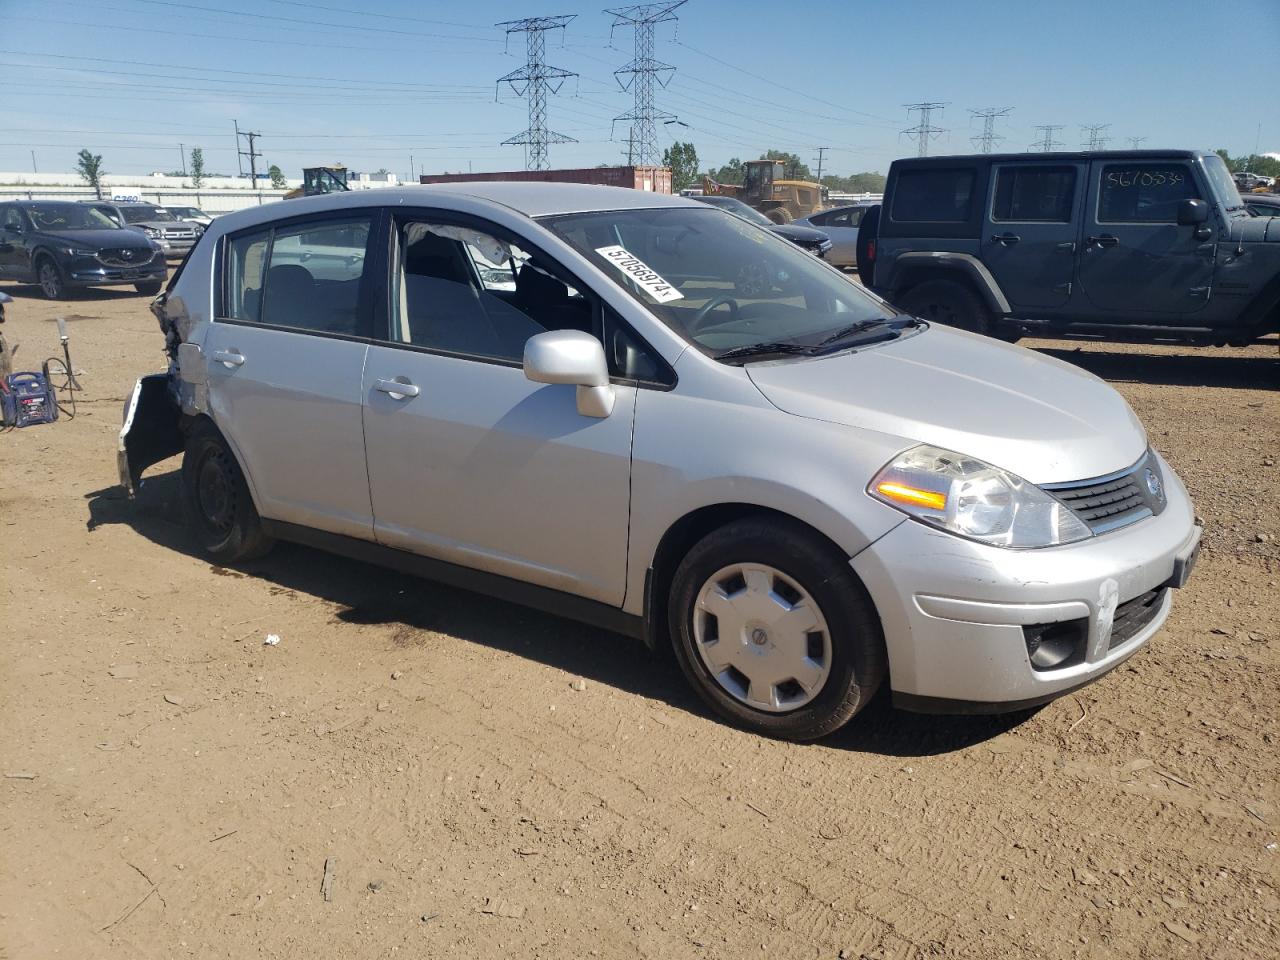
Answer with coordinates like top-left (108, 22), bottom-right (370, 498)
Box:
top-left (887, 251), bottom-right (1012, 315)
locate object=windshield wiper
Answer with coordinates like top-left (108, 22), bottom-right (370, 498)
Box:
top-left (715, 341), bottom-right (818, 363)
top-left (813, 317), bottom-right (912, 351)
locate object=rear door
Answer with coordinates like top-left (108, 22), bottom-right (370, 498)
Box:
top-left (0, 206), bottom-right (33, 279)
top-left (1077, 159), bottom-right (1215, 316)
top-left (980, 162), bottom-right (1084, 311)
top-left (202, 212), bottom-right (378, 539)
top-left (810, 207), bottom-right (863, 267)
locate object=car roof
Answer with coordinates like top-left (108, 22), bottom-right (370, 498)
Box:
top-left (892, 149), bottom-right (1211, 167)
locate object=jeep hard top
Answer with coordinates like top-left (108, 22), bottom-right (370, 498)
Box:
top-left (857, 149), bottom-right (1280, 348)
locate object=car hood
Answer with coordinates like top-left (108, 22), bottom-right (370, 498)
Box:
top-left (769, 223), bottom-right (829, 244)
top-left (37, 227), bottom-right (154, 248)
top-left (1227, 214), bottom-right (1280, 242)
top-left (746, 326), bottom-right (1148, 484)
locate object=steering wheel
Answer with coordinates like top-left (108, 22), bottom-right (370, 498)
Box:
top-left (690, 295), bottom-right (740, 332)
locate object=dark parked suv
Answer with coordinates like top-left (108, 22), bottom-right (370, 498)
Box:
top-left (858, 150), bottom-right (1280, 347)
top-left (0, 201), bottom-right (167, 299)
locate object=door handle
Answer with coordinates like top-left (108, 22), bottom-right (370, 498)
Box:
top-left (1055, 241), bottom-right (1076, 253)
top-left (1087, 235), bottom-right (1119, 248)
top-left (991, 233), bottom-right (1020, 245)
top-left (211, 349), bottom-right (245, 368)
top-left (374, 378), bottom-right (419, 399)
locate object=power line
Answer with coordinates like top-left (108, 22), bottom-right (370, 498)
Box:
top-left (970, 107), bottom-right (1011, 154)
top-left (496, 16), bottom-right (579, 171)
top-left (1031, 124), bottom-right (1065, 152)
top-left (605, 2), bottom-right (687, 167)
top-left (902, 102), bottom-right (947, 157)
top-left (1081, 123), bottom-right (1111, 151)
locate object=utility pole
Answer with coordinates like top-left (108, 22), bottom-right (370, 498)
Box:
top-left (605, 2), bottom-right (687, 167)
top-left (970, 107), bottom-right (1011, 154)
top-left (902, 102), bottom-right (947, 157)
top-left (1126, 136), bottom-right (1147, 149)
top-left (31, 150), bottom-right (37, 173)
top-left (179, 143), bottom-right (187, 177)
top-left (1081, 123), bottom-right (1111, 151)
top-left (233, 119), bottom-right (243, 176)
top-left (1031, 124), bottom-right (1065, 152)
top-left (496, 16), bottom-right (578, 171)
top-left (814, 146), bottom-right (829, 184)
top-left (409, 153), bottom-right (415, 182)
top-left (237, 128), bottom-right (263, 183)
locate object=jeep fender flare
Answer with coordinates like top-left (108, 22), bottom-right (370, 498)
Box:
top-left (886, 252), bottom-right (1012, 316)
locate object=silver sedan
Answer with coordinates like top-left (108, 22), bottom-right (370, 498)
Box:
top-left (120, 184), bottom-right (1199, 740)
top-left (794, 202), bottom-right (877, 268)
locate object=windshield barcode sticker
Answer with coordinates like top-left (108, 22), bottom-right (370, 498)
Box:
top-left (595, 245), bottom-right (684, 302)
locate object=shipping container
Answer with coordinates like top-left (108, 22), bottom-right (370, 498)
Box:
top-left (418, 165), bottom-right (672, 194)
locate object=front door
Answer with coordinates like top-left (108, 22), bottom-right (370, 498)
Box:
top-left (203, 213), bottom-right (378, 539)
top-left (361, 215), bottom-right (635, 605)
top-left (980, 162), bottom-right (1083, 311)
top-left (1077, 159), bottom-right (1216, 317)
top-left (0, 207), bottom-right (32, 280)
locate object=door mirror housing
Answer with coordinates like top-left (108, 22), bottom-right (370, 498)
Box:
top-left (523, 329), bottom-right (615, 418)
top-left (1176, 198), bottom-right (1209, 226)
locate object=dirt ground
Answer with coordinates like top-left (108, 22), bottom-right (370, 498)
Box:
top-left (1, 279), bottom-right (1277, 960)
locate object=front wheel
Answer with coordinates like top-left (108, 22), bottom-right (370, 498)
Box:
top-left (668, 518), bottom-right (886, 740)
top-left (36, 258), bottom-right (68, 300)
top-left (181, 423), bottom-right (274, 563)
top-left (135, 281), bottom-right (163, 296)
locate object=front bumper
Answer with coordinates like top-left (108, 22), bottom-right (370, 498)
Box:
top-left (851, 452), bottom-right (1199, 711)
top-left (68, 262), bottom-right (168, 287)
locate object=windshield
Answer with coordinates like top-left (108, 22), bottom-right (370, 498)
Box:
top-left (1203, 155), bottom-right (1244, 211)
top-left (122, 206), bottom-right (175, 223)
top-left (24, 204), bottom-right (122, 231)
top-left (697, 195), bottom-right (773, 227)
top-left (544, 206), bottom-right (903, 359)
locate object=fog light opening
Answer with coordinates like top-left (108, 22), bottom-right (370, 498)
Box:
top-left (1023, 619), bottom-right (1087, 672)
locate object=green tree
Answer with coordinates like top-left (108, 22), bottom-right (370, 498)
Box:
top-left (820, 171), bottom-right (886, 193)
top-left (708, 157), bottom-right (744, 185)
top-left (190, 147), bottom-right (206, 189)
top-left (268, 164), bottom-right (287, 189)
top-left (76, 148), bottom-right (105, 199)
top-left (661, 141), bottom-right (699, 192)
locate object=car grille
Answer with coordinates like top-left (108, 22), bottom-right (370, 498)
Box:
top-left (98, 248), bottom-right (155, 266)
top-left (1043, 451), bottom-right (1166, 534)
top-left (162, 227), bottom-right (196, 240)
top-left (1108, 588), bottom-right (1167, 651)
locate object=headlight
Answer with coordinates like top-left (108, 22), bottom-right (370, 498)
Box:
top-left (869, 444), bottom-right (1092, 548)
top-left (143, 227), bottom-right (161, 238)
top-left (63, 246), bottom-right (97, 257)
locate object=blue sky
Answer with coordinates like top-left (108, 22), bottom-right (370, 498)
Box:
top-left (1, 0), bottom-right (1276, 179)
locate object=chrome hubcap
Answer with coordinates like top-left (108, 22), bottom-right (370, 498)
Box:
top-left (692, 563), bottom-right (831, 713)
top-left (39, 265), bottom-right (59, 298)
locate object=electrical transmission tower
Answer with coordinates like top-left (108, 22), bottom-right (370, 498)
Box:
top-left (902, 102), bottom-right (947, 157)
top-left (969, 107), bottom-right (1011, 154)
top-left (1127, 136), bottom-right (1147, 149)
top-left (496, 16), bottom-right (578, 171)
top-left (1081, 123), bottom-right (1112, 151)
top-left (605, 1), bottom-right (687, 167)
top-left (1031, 124), bottom-right (1064, 152)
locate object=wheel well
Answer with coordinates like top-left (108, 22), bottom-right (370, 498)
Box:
top-left (643, 503), bottom-right (851, 651)
top-left (894, 266), bottom-right (978, 302)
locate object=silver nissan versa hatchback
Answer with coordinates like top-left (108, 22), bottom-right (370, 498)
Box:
top-left (119, 183), bottom-right (1201, 740)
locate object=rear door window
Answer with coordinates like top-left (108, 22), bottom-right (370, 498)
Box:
top-left (993, 166), bottom-right (1077, 222)
top-left (1098, 164), bottom-right (1199, 223)
top-left (890, 168), bottom-right (976, 222)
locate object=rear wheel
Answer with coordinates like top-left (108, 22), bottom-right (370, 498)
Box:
top-left (668, 517), bottom-right (886, 740)
top-left (36, 257), bottom-right (68, 300)
top-left (897, 278), bottom-right (993, 336)
top-left (181, 423), bottom-right (274, 563)
top-left (766, 208), bottom-right (794, 225)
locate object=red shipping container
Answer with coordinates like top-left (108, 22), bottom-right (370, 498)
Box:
top-left (418, 165), bottom-right (672, 194)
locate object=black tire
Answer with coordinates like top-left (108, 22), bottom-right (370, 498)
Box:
top-left (135, 281), bottom-right (163, 296)
top-left (855, 205), bottom-right (880, 287)
top-left (766, 207), bottom-right (793, 225)
top-left (897, 278), bottom-right (993, 336)
top-left (181, 423), bottom-right (274, 563)
top-left (668, 517), bottom-right (887, 741)
top-left (35, 256), bottom-right (68, 301)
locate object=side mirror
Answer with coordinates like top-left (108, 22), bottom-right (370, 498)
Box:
top-left (1176, 198), bottom-right (1209, 226)
top-left (523, 329), bottom-right (615, 418)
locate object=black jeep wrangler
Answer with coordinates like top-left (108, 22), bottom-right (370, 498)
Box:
top-left (857, 149), bottom-right (1280, 347)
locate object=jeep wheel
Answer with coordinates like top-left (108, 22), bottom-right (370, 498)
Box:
top-left (668, 517), bottom-right (886, 741)
top-left (36, 258), bottom-right (68, 300)
top-left (898, 279), bottom-right (992, 336)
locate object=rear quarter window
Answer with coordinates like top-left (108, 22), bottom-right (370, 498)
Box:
top-left (890, 168), bottom-right (976, 222)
